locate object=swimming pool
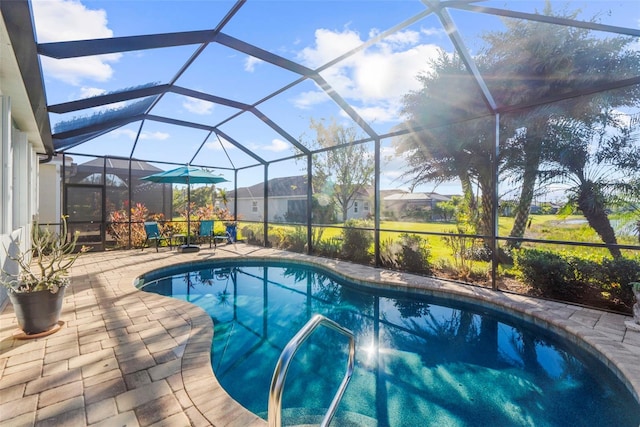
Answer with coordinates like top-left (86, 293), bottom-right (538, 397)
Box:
top-left (140, 260), bottom-right (640, 426)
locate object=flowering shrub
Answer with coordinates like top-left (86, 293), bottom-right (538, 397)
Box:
top-left (107, 203), bottom-right (148, 248)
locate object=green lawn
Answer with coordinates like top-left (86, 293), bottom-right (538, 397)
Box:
top-left (240, 214), bottom-right (637, 261)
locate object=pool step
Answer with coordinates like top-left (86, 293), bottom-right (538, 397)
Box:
top-left (261, 407), bottom-right (378, 427)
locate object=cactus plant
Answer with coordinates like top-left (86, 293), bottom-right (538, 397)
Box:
top-left (2, 217), bottom-right (88, 293)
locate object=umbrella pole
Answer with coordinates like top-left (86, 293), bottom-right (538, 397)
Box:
top-left (178, 175), bottom-right (199, 253)
top-left (187, 178), bottom-right (191, 245)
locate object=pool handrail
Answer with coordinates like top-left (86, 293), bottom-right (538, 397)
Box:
top-left (268, 314), bottom-right (356, 427)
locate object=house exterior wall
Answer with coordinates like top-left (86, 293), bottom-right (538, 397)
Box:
top-left (233, 194), bottom-right (372, 222)
top-left (345, 198), bottom-right (370, 220)
top-left (0, 96), bottom-right (40, 307)
top-left (233, 196), bottom-right (305, 222)
top-left (234, 197), bottom-right (259, 221)
top-left (1, 96), bottom-right (12, 235)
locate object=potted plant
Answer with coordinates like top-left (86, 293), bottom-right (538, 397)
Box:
top-left (631, 282), bottom-right (640, 318)
top-left (1, 217), bottom-right (88, 335)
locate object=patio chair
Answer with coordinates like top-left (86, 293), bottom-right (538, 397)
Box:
top-left (211, 222), bottom-right (229, 249)
top-left (142, 221), bottom-right (171, 252)
top-left (199, 220), bottom-right (214, 248)
top-left (210, 222), bottom-right (238, 249)
top-left (225, 223), bottom-right (238, 250)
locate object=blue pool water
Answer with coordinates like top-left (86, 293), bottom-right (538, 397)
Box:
top-left (140, 260), bottom-right (640, 427)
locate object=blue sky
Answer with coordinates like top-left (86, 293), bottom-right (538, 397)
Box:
top-left (30, 0), bottom-right (640, 195)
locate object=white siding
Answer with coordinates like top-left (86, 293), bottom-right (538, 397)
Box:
top-left (0, 95), bottom-right (42, 307)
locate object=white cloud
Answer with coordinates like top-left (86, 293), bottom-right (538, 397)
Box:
top-left (32, 0), bottom-right (112, 42)
top-left (353, 44), bottom-right (439, 102)
top-left (298, 28), bottom-right (363, 69)
top-left (140, 131), bottom-right (170, 140)
top-left (293, 90), bottom-right (329, 110)
top-left (183, 98), bottom-right (214, 115)
top-left (352, 104), bottom-right (401, 124)
top-left (421, 27), bottom-right (445, 37)
top-left (205, 135), bottom-right (235, 151)
top-left (41, 56), bottom-right (118, 85)
top-left (247, 138), bottom-right (291, 152)
top-left (32, 0), bottom-right (121, 85)
top-left (370, 28), bottom-right (420, 47)
top-left (263, 139), bottom-right (290, 152)
top-left (244, 56), bottom-right (264, 72)
top-left (111, 129), bottom-right (169, 140)
top-left (295, 27), bottom-right (442, 123)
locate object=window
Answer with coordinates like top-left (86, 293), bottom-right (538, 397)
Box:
top-left (354, 201), bottom-right (358, 213)
top-left (286, 200), bottom-right (306, 223)
top-left (364, 201), bottom-right (369, 212)
top-left (252, 201), bottom-right (258, 212)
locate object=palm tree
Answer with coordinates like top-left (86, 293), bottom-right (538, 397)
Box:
top-left (482, 3), bottom-right (640, 248)
top-left (543, 113), bottom-right (640, 258)
top-left (217, 188), bottom-right (228, 208)
top-left (395, 50), bottom-right (495, 236)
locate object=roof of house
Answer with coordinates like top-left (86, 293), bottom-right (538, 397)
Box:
top-left (380, 189), bottom-right (406, 199)
top-left (77, 158), bottom-right (164, 172)
top-left (384, 192), bottom-right (451, 202)
top-left (229, 175), bottom-right (309, 199)
top-left (230, 175), bottom-right (377, 199)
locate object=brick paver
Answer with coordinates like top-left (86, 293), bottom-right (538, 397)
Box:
top-left (1, 245), bottom-right (638, 426)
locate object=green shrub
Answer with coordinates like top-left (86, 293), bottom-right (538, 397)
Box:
top-left (379, 237), bottom-right (400, 269)
top-left (241, 224), bottom-right (264, 245)
top-left (278, 226), bottom-right (307, 253)
top-left (340, 219), bottom-right (374, 264)
top-left (601, 257), bottom-right (640, 303)
top-left (513, 249), bottom-right (640, 309)
top-left (267, 226), bottom-right (286, 248)
top-left (513, 249), bottom-right (578, 297)
top-left (397, 233), bottom-right (432, 275)
top-left (378, 234), bottom-right (432, 274)
top-left (314, 237), bottom-right (342, 258)
top-left (441, 226), bottom-right (478, 278)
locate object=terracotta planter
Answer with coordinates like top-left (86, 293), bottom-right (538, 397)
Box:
top-left (8, 286), bottom-right (66, 334)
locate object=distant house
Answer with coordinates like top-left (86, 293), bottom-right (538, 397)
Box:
top-left (382, 191), bottom-right (452, 220)
top-left (228, 175), bottom-right (372, 222)
top-left (500, 200), bottom-right (561, 216)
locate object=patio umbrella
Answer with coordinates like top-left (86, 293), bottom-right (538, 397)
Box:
top-left (141, 165), bottom-right (228, 253)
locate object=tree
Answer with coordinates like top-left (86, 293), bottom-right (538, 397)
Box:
top-left (172, 185), bottom-right (221, 219)
top-left (434, 197), bottom-right (461, 222)
top-left (482, 2), bottom-right (640, 248)
top-left (394, 50), bottom-right (495, 237)
top-left (542, 112), bottom-right (640, 258)
top-left (304, 118), bottom-right (375, 222)
top-left (216, 188), bottom-right (228, 209)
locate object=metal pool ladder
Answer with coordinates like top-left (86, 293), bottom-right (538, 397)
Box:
top-left (268, 314), bottom-right (356, 427)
